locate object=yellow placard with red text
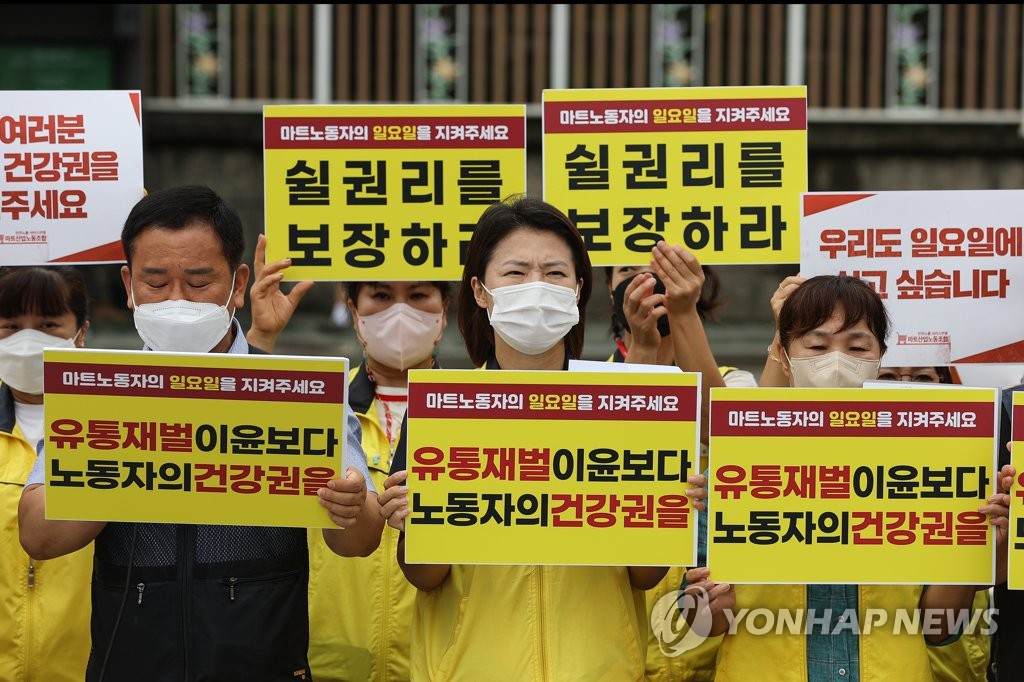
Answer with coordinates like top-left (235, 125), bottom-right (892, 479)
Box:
top-left (1008, 392), bottom-right (1024, 589)
top-left (709, 386), bottom-right (998, 584)
top-left (542, 85), bottom-right (807, 266)
top-left (263, 103), bottom-right (527, 281)
top-left (42, 348), bottom-right (348, 527)
top-left (404, 369), bottom-right (701, 565)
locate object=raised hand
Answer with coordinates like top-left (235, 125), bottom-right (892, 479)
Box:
top-left (650, 241), bottom-right (704, 316)
top-left (622, 272), bottom-right (666, 357)
top-left (246, 233), bottom-right (315, 352)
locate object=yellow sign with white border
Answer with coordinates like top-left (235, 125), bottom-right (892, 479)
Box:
top-left (404, 368), bottom-right (701, 566)
top-left (42, 348), bottom-right (348, 528)
top-left (264, 103), bottom-right (527, 281)
top-left (709, 386), bottom-right (997, 584)
top-left (542, 85), bottom-right (807, 266)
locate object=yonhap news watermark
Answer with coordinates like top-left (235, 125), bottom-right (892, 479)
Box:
top-left (651, 587), bottom-right (998, 657)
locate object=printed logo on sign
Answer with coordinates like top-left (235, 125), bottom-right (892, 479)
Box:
top-left (651, 586), bottom-right (713, 657)
top-left (896, 331), bottom-right (950, 346)
top-left (2, 231), bottom-right (47, 244)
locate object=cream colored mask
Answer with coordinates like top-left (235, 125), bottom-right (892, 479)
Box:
top-left (786, 350), bottom-right (880, 389)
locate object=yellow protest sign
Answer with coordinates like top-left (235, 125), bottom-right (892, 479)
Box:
top-left (403, 368), bottom-right (701, 566)
top-left (1009, 391), bottom-right (1024, 589)
top-left (542, 85), bottom-right (807, 266)
top-left (709, 386), bottom-right (997, 584)
top-left (263, 103), bottom-right (527, 281)
top-left (42, 348), bottom-right (348, 528)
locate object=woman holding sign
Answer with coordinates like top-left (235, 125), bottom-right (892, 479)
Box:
top-left (379, 195), bottom-right (707, 681)
top-left (685, 274), bottom-right (1009, 682)
top-left (0, 265), bottom-right (92, 681)
top-left (312, 280), bottom-right (448, 682)
top-left (246, 235), bottom-right (450, 681)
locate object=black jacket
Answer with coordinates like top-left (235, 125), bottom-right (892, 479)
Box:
top-left (87, 344), bottom-right (312, 681)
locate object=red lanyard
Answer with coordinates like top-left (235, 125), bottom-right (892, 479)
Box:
top-left (375, 391), bottom-right (407, 450)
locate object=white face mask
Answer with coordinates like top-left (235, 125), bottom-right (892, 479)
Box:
top-left (482, 281), bottom-right (580, 356)
top-left (0, 328), bottom-right (77, 394)
top-left (131, 274), bottom-right (236, 353)
top-left (357, 303), bottom-right (443, 371)
top-left (786, 350), bottom-right (880, 389)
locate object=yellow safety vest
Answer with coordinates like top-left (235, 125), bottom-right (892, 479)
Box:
top-left (926, 589), bottom-right (991, 682)
top-left (307, 365), bottom-right (415, 681)
top-left (411, 563), bottom-right (647, 681)
top-left (715, 584), bottom-right (934, 681)
top-left (0, 396), bottom-right (93, 682)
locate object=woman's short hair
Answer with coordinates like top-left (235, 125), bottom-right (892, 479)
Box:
top-left (458, 195), bottom-right (593, 366)
top-left (778, 274), bottom-right (890, 355)
top-left (0, 265), bottom-right (89, 328)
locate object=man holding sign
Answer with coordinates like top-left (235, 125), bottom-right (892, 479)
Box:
top-left (19, 185), bottom-right (383, 681)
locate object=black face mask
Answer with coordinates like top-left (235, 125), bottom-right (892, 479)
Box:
top-left (611, 273), bottom-right (670, 338)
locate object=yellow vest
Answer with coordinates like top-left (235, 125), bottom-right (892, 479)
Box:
top-left (409, 360), bottom-right (648, 680)
top-left (926, 590), bottom-right (991, 682)
top-left (645, 566), bottom-right (720, 682)
top-left (0, 415), bottom-right (93, 682)
top-left (715, 584), bottom-right (934, 681)
top-left (307, 366), bottom-right (415, 681)
top-left (411, 564), bottom-right (647, 681)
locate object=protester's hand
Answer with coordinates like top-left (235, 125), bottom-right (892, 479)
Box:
top-left (770, 275), bottom-right (805, 326)
top-left (378, 469), bottom-right (410, 532)
top-left (687, 472), bottom-right (708, 512)
top-left (683, 567), bottom-right (735, 618)
top-left (650, 241), bottom-right (703, 316)
top-left (986, 463), bottom-right (1016, 585)
top-left (319, 467), bottom-right (369, 529)
top-left (247, 233), bottom-right (314, 351)
top-left (999, 463), bottom-right (1016, 495)
top-left (986, 464), bottom-right (1016, 548)
top-left (622, 272), bottom-right (665, 354)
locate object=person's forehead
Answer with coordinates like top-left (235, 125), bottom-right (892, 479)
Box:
top-left (0, 310), bottom-right (75, 321)
top-left (806, 320), bottom-right (874, 336)
top-left (367, 281), bottom-right (434, 291)
top-left (133, 224), bottom-right (228, 262)
top-left (610, 265), bottom-right (651, 283)
top-left (495, 227), bottom-right (568, 251)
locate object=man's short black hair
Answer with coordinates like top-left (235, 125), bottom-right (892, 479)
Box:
top-left (121, 185), bottom-right (245, 270)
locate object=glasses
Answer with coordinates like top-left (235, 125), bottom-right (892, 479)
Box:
top-left (877, 370), bottom-right (941, 383)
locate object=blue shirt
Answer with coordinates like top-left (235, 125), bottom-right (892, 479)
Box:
top-left (805, 584), bottom-right (860, 682)
top-left (686, 472), bottom-right (957, 682)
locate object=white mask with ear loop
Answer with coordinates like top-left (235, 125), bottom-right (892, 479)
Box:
top-left (0, 328), bottom-right (78, 394)
top-left (131, 273), bottom-right (236, 352)
top-left (786, 350), bottom-right (880, 389)
top-left (482, 281), bottom-right (580, 356)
